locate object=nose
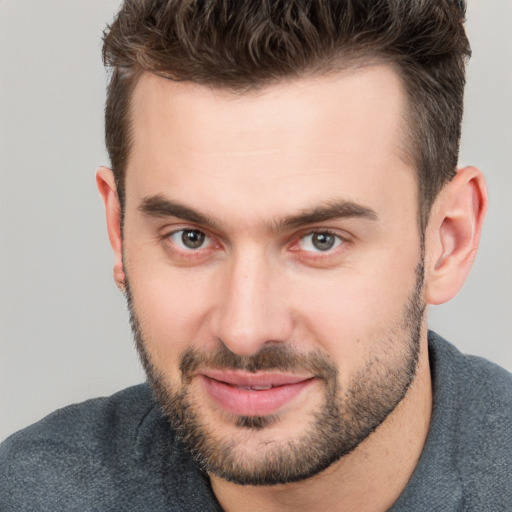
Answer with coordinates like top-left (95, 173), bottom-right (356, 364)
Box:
top-left (210, 250), bottom-right (294, 356)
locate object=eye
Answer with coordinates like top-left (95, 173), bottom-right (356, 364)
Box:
top-left (298, 231), bottom-right (343, 252)
top-left (169, 229), bottom-right (211, 250)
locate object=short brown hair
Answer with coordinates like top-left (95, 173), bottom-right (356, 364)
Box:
top-left (103, 0), bottom-right (470, 229)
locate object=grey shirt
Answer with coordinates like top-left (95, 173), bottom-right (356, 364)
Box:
top-left (1, 332), bottom-right (511, 511)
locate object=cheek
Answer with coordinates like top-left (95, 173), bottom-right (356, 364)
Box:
top-left (126, 258), bottom-right (216, 371)
top-left (291, 249), bottom-right (421, 371)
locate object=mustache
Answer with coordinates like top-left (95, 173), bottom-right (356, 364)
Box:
top-left (179, 342), bottom-right (338, 383)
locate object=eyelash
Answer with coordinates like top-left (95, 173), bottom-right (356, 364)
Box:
top-left (167, 229), bottom-right (213, 251)
top-left (159, 229), bottom-right (218, 265)
top-left (161, 227), bottom-right (347, 260)
top-left (294, 229), bottom-right (344, 253)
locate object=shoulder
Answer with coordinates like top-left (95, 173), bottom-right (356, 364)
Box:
top-left (0, 383), bottom-right (156, 455)
top-left (430, 332), bottom-right (512, 422)
top-left (393, 334), bottom-right (512, 510)
top-left (455, 351), bottom-right (512, 503)
top-left (0, 384), bottom-right (171, 511)
top-left (429, 333), bottom-right (512, 505)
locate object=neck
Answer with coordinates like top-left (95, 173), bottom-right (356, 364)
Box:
top-left (210, 336), bottom-right (432, 512)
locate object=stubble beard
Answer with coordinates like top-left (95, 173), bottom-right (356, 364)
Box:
top-left (125, 260), bottom-right (425, 486)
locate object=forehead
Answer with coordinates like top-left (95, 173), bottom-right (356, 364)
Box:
top-left (126, 66), bottom-right (415, 224)
top-left (129, 65), bottom-right (408, 152)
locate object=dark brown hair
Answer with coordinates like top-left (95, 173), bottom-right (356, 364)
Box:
top-left (103, 0), bottom-right (470, 228)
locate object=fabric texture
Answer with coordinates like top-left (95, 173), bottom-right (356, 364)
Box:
top-left (1, 332), bottom-right (511, 511)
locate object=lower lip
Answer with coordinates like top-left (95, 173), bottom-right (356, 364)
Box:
top-left (200, 375), bottom-right (315, 417)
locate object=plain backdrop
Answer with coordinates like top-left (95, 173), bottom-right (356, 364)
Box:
top-left (1, 1), bottom-right (511, 441)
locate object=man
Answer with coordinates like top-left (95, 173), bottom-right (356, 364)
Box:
top-left (1, 0), bottom-right (510, 510)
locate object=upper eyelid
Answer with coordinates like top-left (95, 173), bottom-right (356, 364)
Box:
top-left (297, 230), bottom-right (344, 247)
top-left (154, 210), bottom-right (356, 235)
top-left (159, 225), bottom-right (350, 251)
top-left (160, 226), bottom-right (209, 242)
top-left (303, 227), bottom-right (342, 235)
top-left (164, 228), bottom-right (214, 254)
top-left (296, 227), bottom-right (349, 242)
top-left (163, 227), bottom-right (347, 240)
top-left (161, 224), bottom-right (210, 238)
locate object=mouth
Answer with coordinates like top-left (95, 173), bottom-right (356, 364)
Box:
top-left (199, 370), bottom-right (316, 417)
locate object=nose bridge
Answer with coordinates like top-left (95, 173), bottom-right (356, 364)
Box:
top-left (213, 245), bottom-right (292, 356)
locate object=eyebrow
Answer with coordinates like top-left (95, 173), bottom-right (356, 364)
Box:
top-left (276, 200), bottom-right (378, 230)
top-left (139, 195), bottom-right (219, 229)
top-left (139, 195), bottom-right (378, 231)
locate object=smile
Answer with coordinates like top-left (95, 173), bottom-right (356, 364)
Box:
top-left (199, 370), bottom-right (316, 417)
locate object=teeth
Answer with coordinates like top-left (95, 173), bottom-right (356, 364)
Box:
top-left (238, 385), bottom-right (273, 391)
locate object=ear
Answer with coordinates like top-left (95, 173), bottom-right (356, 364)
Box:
top-left (424, 166), bottom-right (488, 305)
top-left (96, 166), bottom-right (125, 292)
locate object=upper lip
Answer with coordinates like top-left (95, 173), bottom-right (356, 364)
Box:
top-left (200, 370), bottom-right (314, 388)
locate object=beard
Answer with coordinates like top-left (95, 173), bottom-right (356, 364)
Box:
top-left (125, 259), bottom-right (425, 486)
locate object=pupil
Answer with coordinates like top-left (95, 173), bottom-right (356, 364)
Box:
top-left (312, 233), bottom-right (334, 251)
top-left (182, 230), bottom-right (205, 249)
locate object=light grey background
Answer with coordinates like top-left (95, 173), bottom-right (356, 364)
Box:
top-left (1, 1), bottom-right (511, 441)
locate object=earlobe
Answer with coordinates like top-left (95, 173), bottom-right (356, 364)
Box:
top-left (424, 166), bottom-right (487, 305)
top-left (96, 166), bottom-right (125, 292)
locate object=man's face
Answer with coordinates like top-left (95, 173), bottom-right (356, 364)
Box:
top-left (121, 66), bottom-right (427, 484)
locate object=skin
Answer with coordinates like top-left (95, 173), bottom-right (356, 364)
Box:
top-left (98, 65), bottom-right (487, 511)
